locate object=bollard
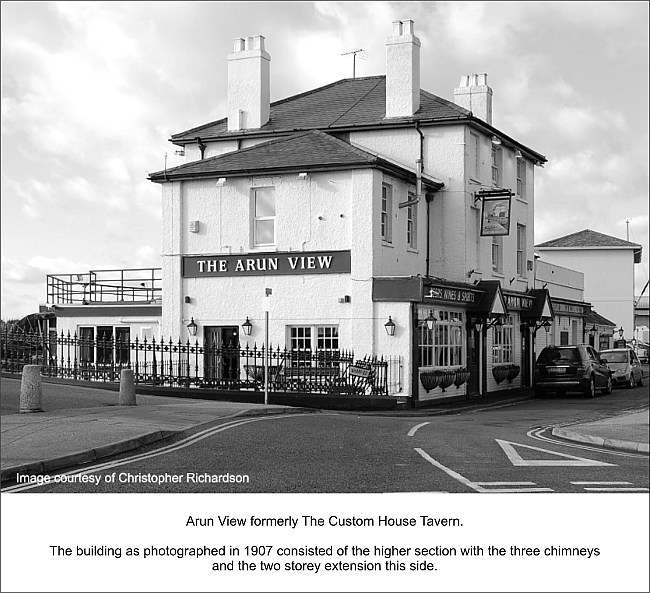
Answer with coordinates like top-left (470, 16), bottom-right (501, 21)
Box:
top-left (119, 369), bottom-right (137, 406)
top-left (20, 365), bottom-right (43, 413)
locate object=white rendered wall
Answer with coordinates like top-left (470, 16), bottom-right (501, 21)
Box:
top-left (537, 248), bottom-right (635, 335)
top-left (535, 260), bottom-right (584, 301)
top-left (160, 167), bottom-right (416, 379)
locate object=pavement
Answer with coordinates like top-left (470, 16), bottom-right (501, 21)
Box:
top-left (1, 376), bottom-right (648, 485)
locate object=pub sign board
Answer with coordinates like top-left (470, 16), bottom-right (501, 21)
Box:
top-left (480, 196), bottom-right (512, 236)
top-left (182, 250), bottom-right (351, 278)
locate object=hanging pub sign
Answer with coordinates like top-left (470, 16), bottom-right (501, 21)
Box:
top-left (182, 249), bottom-right (351, 278)
top-left (480, 193), bottom-right (512, 237)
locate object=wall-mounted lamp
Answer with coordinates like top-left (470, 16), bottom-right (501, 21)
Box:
top-left (184, 296), bottom-right (191, 304)
top-left (618, 326), bottom-right (624, 338)
top-left (384, 316), bottom-right (396, 336)
top-left (298, 172), bottom-right (309, 180)
top-left (588, 324), bottom-right (598, 337)
top-left (242, 317), bottom-right (253, 336)
top-left (473, 319), bottom-right (484, 333)
top-left (187, 317), bottom-right (198, 337)
top-left (514, 149), bottom-right (523, 160)
top-left (491, 135), bottom-right (502, 146)
top-left (216, 178), bottom-right (227, 187)
top-left (425, 311), bottom-right (437, 331)
top-left (338, 295), bottom-right (351, 304)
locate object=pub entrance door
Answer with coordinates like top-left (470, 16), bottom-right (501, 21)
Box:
top-left (203, 326), bottom-right (240, 383)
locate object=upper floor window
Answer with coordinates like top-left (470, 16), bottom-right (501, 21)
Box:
top-left (253, 187), bottom-right (276, 247)
top-left (516, 224), bottom-right (527, 277)
top-left (381, 183), bottom-right (393, 243)
top-left (516, 158), bottom-right (526, 198)
top-left (470, 132), bottom-right (480, 180)
top-left (406, 193), bottom-right (417, 249)
top-left (491, 146), bottom-right (502, 187)
top-left (492, 235), bottom-right (503, 274)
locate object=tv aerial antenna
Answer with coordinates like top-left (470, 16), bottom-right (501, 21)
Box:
top-left (341, 48), bottom-right (368, 79)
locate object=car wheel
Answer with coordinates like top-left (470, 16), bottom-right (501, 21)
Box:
top-left (637, 374), bottom-right (644, 387)
top-left (626, 374), bottom-right (634, 389)
top-left (601, 374), bottom-right (613, 395)
top-left (584, 376), bottom-right (596, 398)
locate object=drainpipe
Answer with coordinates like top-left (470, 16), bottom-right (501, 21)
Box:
top-left (414, 123), bottom-right (431, 277)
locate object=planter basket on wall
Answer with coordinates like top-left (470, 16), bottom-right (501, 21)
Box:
top-left (438, 370), bottom-right (456, 391)
top-left (492, 365), bottom-right (510, 384)
top-left (420, 371), bottom-right (442, 393)
top-left (492, 364), bottom-right (521, 384)
top-left (454, 368), bottom-right (471, 388)
top-left (507, 364), bottom-right (521, 382)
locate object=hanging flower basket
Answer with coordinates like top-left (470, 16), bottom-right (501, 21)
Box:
top-left (438, 370), bottom-right (456, 391)
top-left (492, 365), bottom-right (510, 384)
top-left (454, 368), bottom-right (471, 388)
top-left (420, 371), bottom-right (442, 393)
top-left (507, 364), bottom-right (521, 382)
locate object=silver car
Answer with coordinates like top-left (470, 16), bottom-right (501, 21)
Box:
top-left (599, 348), bottom-right (644, 388)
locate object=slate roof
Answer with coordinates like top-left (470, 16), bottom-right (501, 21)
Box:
top-left (149, 130), bottom-right (444, 185)
top-left (585, 310), bottom-right (616, 327)
top-left (169, 75), bottom-right (546, 162)
top-left (171, 76), bottom-right (470, 142)
top-left (535, 229), bottom-right (642, 250)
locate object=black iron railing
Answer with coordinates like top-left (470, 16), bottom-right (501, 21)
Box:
top-left (0, 328), bottom-right (396, 397)
top-left (46, 268), bottom-right (162, 305)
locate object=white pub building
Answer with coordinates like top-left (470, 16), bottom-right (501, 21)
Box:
top-left (143, 19), bottom-right (590, 405)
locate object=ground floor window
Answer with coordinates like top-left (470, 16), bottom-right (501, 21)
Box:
top-left (288, 325), bottom-right (339, 366)
top-left (492, 315), bottom-right (514, 363)
top-left (78, 326), bottom-right (131, 365)
top-left (418, 308), bottom-right (465, 368)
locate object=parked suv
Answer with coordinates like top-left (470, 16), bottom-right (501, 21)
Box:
top-left (599, 348), bottom-right (644, 388)
top-left (533, 345), bottom-right (612, 398)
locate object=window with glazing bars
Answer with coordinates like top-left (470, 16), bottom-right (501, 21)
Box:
top-left (517, 224), bottom-right (526, 277)
top-left (407, 193), bottom-right (417, 249)
top-left (381, 183), bottom-right (392, 243)
top-left (418, 310), bottom-right (465, 367)
top-left (492, 315), bottom-right (514, 363)
top-left (516, 158), bottom-right (526, 197)
top-left (253, 187), bottom-right (276, 246)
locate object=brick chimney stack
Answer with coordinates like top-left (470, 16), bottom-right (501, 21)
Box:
top-left (385, 19), bottom-right (421, 118)
top-left (454, 73), bottom-right (493, 125)
top-left (227, 35), bottom-right (270, 131)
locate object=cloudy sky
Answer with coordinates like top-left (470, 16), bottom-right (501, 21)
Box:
top-left (1, 1), bottom-right (648, 321)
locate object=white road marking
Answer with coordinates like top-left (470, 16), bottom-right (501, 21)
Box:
top-left (583, 487), bottom-right (649, 492)
top-left (414, 448), bottom-right (553, 493)
top-left (3, 414), bottom-right (304, 493)
top-left (571, 481), bottom-right (632, 485)
top-left (528, 427), bottom-right (646, 459)
top-left (475, 481), bottom-right (538, 486)
top-left (496, 439), bottom-right (617, 467)
top-left (408, 422), bottom-right (430, 437)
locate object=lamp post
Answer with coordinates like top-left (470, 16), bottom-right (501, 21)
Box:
top-left (263, 289), bottom-right (272, 405)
